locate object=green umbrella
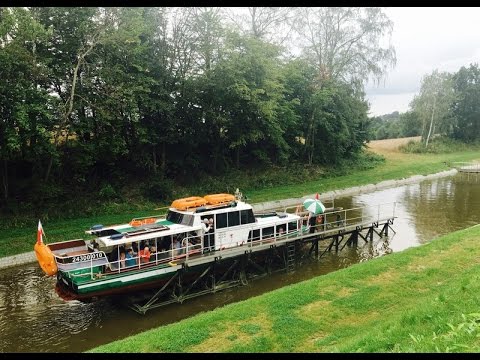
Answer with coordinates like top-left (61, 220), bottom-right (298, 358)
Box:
top-left (303, 198), bottom-right (326, 215)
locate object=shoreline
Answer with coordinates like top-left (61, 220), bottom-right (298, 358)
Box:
top-left (0, 168), bottom-right (457, 271)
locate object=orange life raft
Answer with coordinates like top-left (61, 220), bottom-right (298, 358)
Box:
top-left (34, 242), bottom-right (58, 276)
top-left (129, 217), bottom-right (157, 227)
top-left (171, 196), bottom-right (207, 211)
top-left (204, 193), bottom-right (235, 205)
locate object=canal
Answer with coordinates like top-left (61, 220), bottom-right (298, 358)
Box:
top-left (0, 173), bottom-right (479, 352)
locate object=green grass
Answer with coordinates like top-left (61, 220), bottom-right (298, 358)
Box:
top-left (88, 224), bottom-right (480, 353)
top-left (1, 147), bottom-right (479, 258)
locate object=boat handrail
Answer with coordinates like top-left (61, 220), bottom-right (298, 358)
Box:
top-left (58, 202), bottom-right (397, 276)
top-left (129, 214), bottom-right (167, 222)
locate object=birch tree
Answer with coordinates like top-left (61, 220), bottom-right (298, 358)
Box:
top-left (410, 70), bottom-right (454, 147)
top-left (225, 7), bottom-right (294, 45)
top-left (293, 7), bottom-right (396, 85)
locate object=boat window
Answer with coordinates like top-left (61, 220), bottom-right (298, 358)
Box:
top-left (240, 209), bottom-right (255, 224)
top-left (228, 211), bottom-right (240, 227)
top-left (92, 229), bottom-right (120, 237)
top-left (167, 210), bottom-right (182, 224)
top-left (261, 227), bottom-right (274, 239)
top-left (288, 221), bottom-right (297, 232)
top-left (180, 214), bottom-right (194, 226)
top-left (166, 211), bottom-right (194, 226)
top-left (249, 229), bottom-right (260, 242)
top-left (216, 213), bottom-right (228, 229)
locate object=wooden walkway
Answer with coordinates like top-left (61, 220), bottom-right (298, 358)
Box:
top-left (452, 162), bottom-right (480, 173)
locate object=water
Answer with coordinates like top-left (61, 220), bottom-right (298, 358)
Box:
top-left (0, 174), bottom-right (479, 352)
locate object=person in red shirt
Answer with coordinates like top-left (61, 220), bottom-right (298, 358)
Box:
top-left (139, 246), bottom-right (151, 264)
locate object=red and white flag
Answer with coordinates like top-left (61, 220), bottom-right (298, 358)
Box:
top-left (37, 220), bottom-right (45, 245)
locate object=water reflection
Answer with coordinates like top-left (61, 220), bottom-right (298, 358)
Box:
top-left (0, 174), bottom-right (479, 352)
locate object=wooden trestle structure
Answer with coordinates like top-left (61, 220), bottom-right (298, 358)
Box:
top-left (452, 162), bottom-right (480, 181)
top-left (128, 202), bottom-right (397, 314)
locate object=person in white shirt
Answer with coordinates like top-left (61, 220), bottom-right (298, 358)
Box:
top-left (198, 218), bottom-right (211, 252)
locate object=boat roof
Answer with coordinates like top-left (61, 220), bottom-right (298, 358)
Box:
top-left (93, 221), bottom-right (202, 247)
top-left (86, 200), bottom-right (298, 247)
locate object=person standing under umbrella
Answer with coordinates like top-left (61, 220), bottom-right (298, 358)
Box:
top-left (308, 212), bottom-right (317, 233)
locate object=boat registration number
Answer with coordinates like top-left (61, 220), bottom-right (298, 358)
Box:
top-left (71, 252), bottom-right (104, 263)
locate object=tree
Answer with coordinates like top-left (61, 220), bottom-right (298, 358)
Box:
top-left (225, 7), bottom-right (294, 45)
top-left (410, 70), bottom-right (454, 147)
top-left (399, 111), bottom-right (421, 137)
top-left (293, 7), bottom-right (396, 85)
top-left (0, 8), bottom-right (53, 201)
top-left (449, 64), bottom-right (480, 142)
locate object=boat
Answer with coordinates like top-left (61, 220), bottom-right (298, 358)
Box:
top-left (35, 190), bottom-right (310, 302)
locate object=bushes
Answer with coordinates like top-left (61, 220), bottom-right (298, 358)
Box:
top-left (143, 177), bottom-right (174, 202)
top-left (399, 137), bottom-right (479, 154)
top-left (98, 184), bottom-right (119, 200)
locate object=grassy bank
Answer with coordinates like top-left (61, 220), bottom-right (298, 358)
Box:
top-left (89, 224), bottom-right (480, 353)
top-left (1, 144), bottom-right (479, 258)
top-left (246, 149), bottom-right (479, 203)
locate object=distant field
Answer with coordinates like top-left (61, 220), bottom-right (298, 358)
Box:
top-left (367, 136), bottom-right (421, 155)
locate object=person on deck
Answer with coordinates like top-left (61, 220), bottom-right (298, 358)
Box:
top-left (119, 251), bottom-right (126, 269)
top-left (317, 214), bottom-right (325, 231)
top-left (207, 218), bottom-right (215, 251)
top-left (171, 236), bottom-right (182, 256)
top-left (125, 248), bottom-right (136, 267)
top-left (197, 219), bottom-right (211, 252)
top-left (139, 246), bottom-right (151, 264)
top-left (308, 212), bottom-right (317, 233)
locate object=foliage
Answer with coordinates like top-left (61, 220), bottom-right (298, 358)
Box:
top-left (293, 7), bottom-right (396, 85)
top-left (0, 6), bottom-right (397, 215)
top-left (410, 70), bottom-right (455, 147)
top-left (143, 177), bottom-right (174, 201)
top-left (369, 111), bottom-right (422, 140)
top-left (404, 63), bottom-right (480, 145)
top-left (449, 64), bottom-right (480, 142)
top-left (98, 183), bottom-right (119, 200)
top-left (399, 137), bottom-right (479, 154)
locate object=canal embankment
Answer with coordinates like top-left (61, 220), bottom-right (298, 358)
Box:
top-left (89, 223), bottom-right (480, 353)
top-left (0, 169), bottom-right (457, 270)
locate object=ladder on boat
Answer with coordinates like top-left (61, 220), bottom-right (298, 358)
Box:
top-left (286, 241), bottom-right (296, 273)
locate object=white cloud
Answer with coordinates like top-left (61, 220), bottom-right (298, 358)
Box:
top-left (366, 7), bottom-right (480, 115)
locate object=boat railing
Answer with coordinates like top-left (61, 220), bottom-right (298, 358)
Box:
top-left (283, 202), bottom-right (396, 234)
top-left (62, 202), bottom-right (396, 276)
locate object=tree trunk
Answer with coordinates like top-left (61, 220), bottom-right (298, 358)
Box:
top-left (2, 159), bottom-right (8, 200)
top-left (45, 157), bottom-right (53, 183)
top-left (425, 96), bottom-right (436, 148)
top-left (153, 149), bottom-right (157, 174)
top-left (45, 39), bottom-right (97, 182)
top-left (307, 113), bottom-right (315, 166)
top-left (161, 141), bottom-right (166, 174)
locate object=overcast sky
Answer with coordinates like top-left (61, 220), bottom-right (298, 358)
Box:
top-left (365, 7), bottom-right (480, 117)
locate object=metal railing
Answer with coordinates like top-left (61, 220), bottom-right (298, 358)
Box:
top-left (451, 162), bottom-right (480, 172)
top-left (62, 202), bottom-right (396, 278)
